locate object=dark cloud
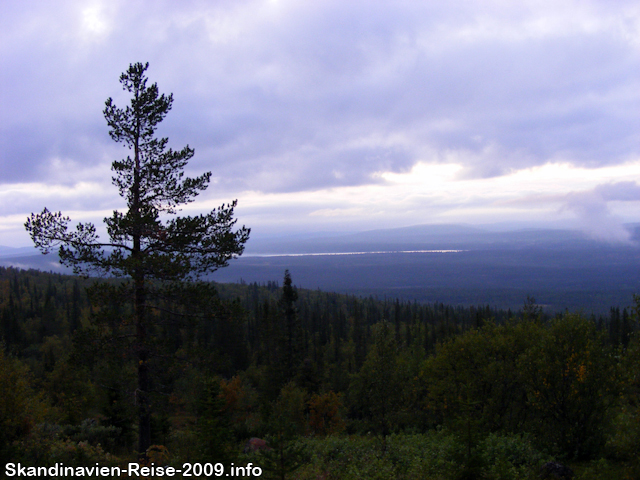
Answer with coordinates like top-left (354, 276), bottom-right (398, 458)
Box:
top-left (1, 0), bottom-right (638, 195)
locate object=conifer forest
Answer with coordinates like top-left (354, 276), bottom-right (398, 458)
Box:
top-left (1, 266), bottom-right (639, 479)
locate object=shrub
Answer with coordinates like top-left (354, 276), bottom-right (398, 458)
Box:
top-left (477, 432), bottom-right (548, 480)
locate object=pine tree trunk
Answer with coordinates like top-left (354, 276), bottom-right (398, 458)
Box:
top-left (132, 111), bottom-right (151, 456)
top-left (136, 272), bottom-right (150, 455)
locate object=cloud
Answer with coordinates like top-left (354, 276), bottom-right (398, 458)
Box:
top-left (309, 207), bottom-right (365, 218)
top-left (561, 181), bottom-right (640, 243)
top-left (593, 181), bottom-right (640, 201)
top-left (1, 0), bottom-right (639, 247)
top-left (1, 0), bottom-right (639, 197)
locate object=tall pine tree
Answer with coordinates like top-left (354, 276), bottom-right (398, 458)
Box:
top-left (25, 62), bottom-right (250, 455)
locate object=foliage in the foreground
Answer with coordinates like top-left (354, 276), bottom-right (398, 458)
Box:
top-left (1, 267), bottom-right (639, 478)
top-left (0, 347), bottom-right (51, 461)
top-left (276, 431), bottom-right (549, 480)
top-left (421, 315), bottom-right (618, 460)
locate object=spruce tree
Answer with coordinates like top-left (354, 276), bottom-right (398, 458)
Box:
top-left (25, 62), bottom-right (250, 454)
top-left (196, 377), bottom-right (236, 466)
top-left (279, 270), bottom-right (301, 382)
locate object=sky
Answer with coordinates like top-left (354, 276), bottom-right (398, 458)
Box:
top-left (1, 0), bottom-right (639, 247)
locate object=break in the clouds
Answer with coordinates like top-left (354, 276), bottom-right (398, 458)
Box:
top-left (1, 0), bottom-right (639, 245)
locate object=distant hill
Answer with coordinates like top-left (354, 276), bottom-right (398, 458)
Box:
top-left (243, 223), bottom-right (635, 255)
top-left (210, 245), bottom-right (639, 314)
top-left (2, 224), bottom-right (638, 313)
top-left (0, 246), bottom-right (41, 257)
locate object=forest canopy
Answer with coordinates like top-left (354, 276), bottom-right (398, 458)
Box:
top-left (1, 265), bottom-right (638, 479)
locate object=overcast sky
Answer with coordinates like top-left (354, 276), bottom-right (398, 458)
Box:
top-left (1, 0), bottom-right (639, 247)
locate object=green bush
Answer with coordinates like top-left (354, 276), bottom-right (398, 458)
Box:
top-left (287, 431), bottom-right (466, 480)
top-left (60, 418), bottom-right (122, 453)
top-left (298, 435), bottom-right (395, 480)
top-left (389, 430), bottom-right (464, 479)
top-left (12, 423), bottom-right (120, 468)
top-left (477, 433), bottom-right (548, 480)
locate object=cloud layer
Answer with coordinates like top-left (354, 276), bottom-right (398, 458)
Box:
top-left (1, 0), bottom-right (639, 245)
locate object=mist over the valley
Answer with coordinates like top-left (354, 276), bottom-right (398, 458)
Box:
top-left (3, 223), bottom-right (638, 314)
